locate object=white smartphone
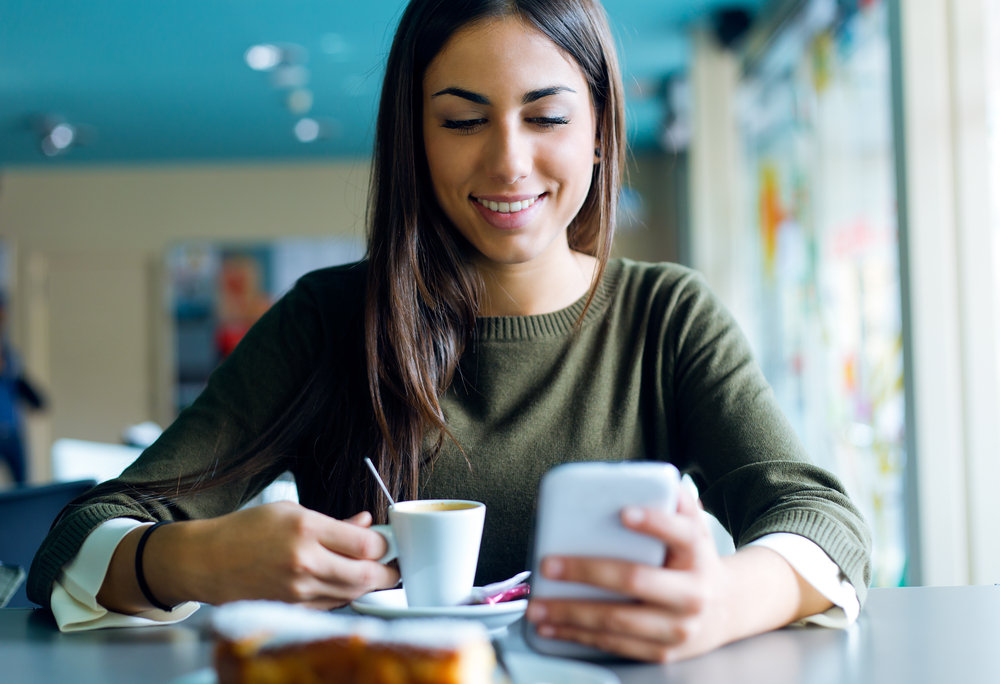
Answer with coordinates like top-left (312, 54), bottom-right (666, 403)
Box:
top-left (524, 460), bottom-right (681, 659)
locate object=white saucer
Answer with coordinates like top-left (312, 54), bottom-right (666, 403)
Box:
top-left (170, 652), bottom-right (619, 684)
top-left (350, 588), bottom-right (528, 634)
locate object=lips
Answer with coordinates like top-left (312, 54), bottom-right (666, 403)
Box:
top-left (470, 193), bottom-right (546, 230)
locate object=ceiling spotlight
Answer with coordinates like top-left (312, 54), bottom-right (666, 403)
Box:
top-left (245, 43), bottom-right (308, 74)
top-left (294, 118), bottom-right (321, 143)
top-left (33, 116), bottom-right (86, 157)
top-left (48, 123), bottom-right (75, 150)
top-left (245, 44), bottom-right (282, 71)
top-left (271, 64), bottom-right (310, 89)
top-left (292, 117), bottom-right (339, 143)
top-left (287, 89), bottom-right (314, 115)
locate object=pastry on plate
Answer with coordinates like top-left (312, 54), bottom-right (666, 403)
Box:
top-left (211, 600), bottom-right (495, 684)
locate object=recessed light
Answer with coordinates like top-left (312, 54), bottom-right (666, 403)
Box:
top-left (271, 65), bottom-right (310, 89)
top-left (49, 124), bottom-right (75, 150)
top-left (294, 118), bottom-right (320, 143)
top-left (245, 44), bottom-right (282, 71)
top-left (287, 89), bottom-right (314, 115)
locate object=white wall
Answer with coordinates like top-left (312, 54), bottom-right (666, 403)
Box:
top-left (891, 0), bottom-right (1000, 586)
top-left (687, 30), bottom-right (748, 325)
top-left (0, 161), bottom-right (371, 483)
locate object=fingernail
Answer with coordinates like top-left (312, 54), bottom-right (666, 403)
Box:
top-left (538, 625), bottom-right (556, 638)
top-left (526, 602), bottom-right (547, 622)
top-left (542, 558), bottom-right (564, 579)
top-left (623, 506), bottom-right (645, 524)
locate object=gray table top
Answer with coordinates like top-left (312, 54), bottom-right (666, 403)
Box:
top-left (1, 587), bottom-right (997, 684)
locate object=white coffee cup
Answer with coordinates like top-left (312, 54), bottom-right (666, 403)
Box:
top-left (371, 499), bottom-right (485, 607)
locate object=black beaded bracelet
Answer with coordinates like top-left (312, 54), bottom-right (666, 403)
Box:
top-left (135, 521), bottom-right (174, 612)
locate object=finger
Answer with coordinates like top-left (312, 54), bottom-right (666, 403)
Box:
top-left (315, 518), bottom-right (388, 561)
top-left (308, 551), bottom-right (400, 594)
top-left (676, 486), bottom-right (702, 518)
top-left (344, 511), bottom-right (373, 527)
top-left (541, 556), bottom-right (703, 612)
top-left (282, 563), bottom-right (397, 606)
top-left (536, 623), bottom-right (674, 663)
top-left (621, 501), bottom-right (710, 570)
top-left (528, 599), bottom-right (688, 644)
top-left (301, 598), bottom-right (351, 611)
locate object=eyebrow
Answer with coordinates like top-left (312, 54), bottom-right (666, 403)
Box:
top-left (522, 86), bottom-right (576, 103)
top-left (430, 85), bottom-right (576, 105)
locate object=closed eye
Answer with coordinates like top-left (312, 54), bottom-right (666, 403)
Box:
top-left (528, 116), bottom-right (570, 129)
top-left (441, 116), bottom-right (570, 133)
top-left (442, 118), bottom-right (487, 132)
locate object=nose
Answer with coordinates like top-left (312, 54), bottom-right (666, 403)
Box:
top-left (484, 119), bottom-right (531, 185)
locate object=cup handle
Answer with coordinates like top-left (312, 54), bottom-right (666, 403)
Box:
top-left (370, 524), bottom-right (397, 564)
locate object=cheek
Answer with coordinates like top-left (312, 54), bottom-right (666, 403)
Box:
top-left (424, 136), bottom-right (471, 205)
top-left (543, 131), bottom-right (596, 198)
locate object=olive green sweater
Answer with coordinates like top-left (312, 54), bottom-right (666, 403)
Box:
top-left (28, 259), bottom-right (872, 608)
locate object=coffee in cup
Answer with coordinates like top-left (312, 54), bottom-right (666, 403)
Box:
top-left (371, 499), bottom-right (485, 607)
top-left (401, 502), bottom-right (479, 512)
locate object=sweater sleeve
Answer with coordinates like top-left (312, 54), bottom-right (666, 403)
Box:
top-left (27, 269), bottom-right (344, 609)
top-left (664, 272), bottom-right (873, 606)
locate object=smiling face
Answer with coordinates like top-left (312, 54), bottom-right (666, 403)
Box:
top-left (422, 17), bottom-right (599, 269)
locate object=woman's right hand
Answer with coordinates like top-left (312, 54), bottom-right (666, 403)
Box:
top-left (98, 501), bottom-right (399, 614)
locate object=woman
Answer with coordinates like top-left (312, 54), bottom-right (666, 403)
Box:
top-left (29, 0), bottom-right (870, 663)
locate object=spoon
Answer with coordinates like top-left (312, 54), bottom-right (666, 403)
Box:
top-left (364, 457), bottom-right (395, 506)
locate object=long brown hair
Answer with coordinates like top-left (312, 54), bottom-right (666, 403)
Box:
top-left (362, 0), bottom-right (625, 521)
top-left (365, 0), bottom-right (624, 520)
top-left (60, 0), bottom-right (625, 524)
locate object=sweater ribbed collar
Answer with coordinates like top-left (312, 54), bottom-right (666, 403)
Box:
top-left (475, 258), bottom-right (624, 341)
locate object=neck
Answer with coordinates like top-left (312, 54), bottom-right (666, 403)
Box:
top-left (474, 245), bottom-right (599, 317)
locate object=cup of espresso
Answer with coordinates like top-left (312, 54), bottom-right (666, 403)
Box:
top-left (371, 499), bottom-right (485, 607)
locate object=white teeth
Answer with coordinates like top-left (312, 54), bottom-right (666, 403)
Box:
top-left (475, 196), bottom-right (538, 213)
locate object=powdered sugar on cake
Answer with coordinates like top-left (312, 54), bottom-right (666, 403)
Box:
top-left (211, 601), bottom-right (490, 651)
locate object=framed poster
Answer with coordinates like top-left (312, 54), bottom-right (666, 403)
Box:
top-left (168, 236), bottom-right (364, 413)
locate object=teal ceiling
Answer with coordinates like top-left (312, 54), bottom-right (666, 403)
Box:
top-left (0, 1), bottom-right (764, 166)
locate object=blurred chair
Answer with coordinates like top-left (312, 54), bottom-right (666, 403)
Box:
top-left (1, 562), bottom-right (26, 608)
top-left (51, 438), bottom-right (298, 507)
top-left (0, 479), bottom-right (96, 608)
top-left (240, 470), bottom-right (299, 509)
top-left (51, 438), bottom-right (142, 484)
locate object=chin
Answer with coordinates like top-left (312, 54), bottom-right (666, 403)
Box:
top-left (472, 242), bottom-right (550, 266)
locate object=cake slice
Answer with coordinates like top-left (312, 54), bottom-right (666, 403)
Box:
top-left (211, 601), bottom-right (496, 684)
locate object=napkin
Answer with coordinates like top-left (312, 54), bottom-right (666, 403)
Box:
top-left (466, 571), bottom-right (531, 605)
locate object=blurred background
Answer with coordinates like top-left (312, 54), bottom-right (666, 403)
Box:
top-left (0, 0), bottom-right (997, 594)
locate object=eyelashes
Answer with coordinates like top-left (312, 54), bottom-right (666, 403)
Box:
top-left (530, 117), bottom-right (570, 129)
top-left (440, 117), bottom-right (570, 132)
top-left (441, 118), bottom-right (487, 131)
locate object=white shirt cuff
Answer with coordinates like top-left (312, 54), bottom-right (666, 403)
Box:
top-left (52, 518), bottom-right (199, 632)
top-left (746, 532), bottom-right (861, 628)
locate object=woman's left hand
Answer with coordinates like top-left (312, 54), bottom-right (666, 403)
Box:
top-left (525, 487), bottom-right (825, 663)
